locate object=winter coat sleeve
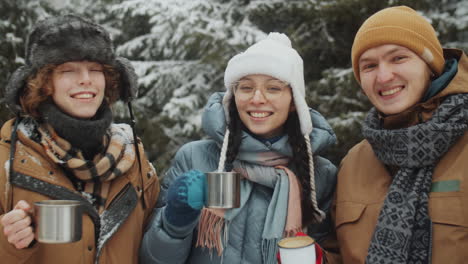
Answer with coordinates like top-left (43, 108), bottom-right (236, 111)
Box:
top-left (0, 136), bottom-right (40, 262)
top-left (139, 143), bottom-right (200, 264)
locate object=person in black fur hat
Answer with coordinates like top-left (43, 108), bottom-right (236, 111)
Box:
top-left (0, 14), bottom-right (160, 264)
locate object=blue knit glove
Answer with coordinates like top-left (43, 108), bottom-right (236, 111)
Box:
top-left (164, 170), bottom-right (207, 227)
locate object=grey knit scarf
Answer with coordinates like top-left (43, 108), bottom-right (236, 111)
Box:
top-left (363, 94), bottom-right (468, 263)
top-left (39, 102), bottom-right (112, 159)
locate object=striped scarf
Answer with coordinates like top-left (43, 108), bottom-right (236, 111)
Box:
top-left (37, 123), bottom-right (136, 213)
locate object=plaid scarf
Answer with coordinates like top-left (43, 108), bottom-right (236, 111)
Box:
top-left (37, 122), bottom-right (136, 213)
top-left (363, 94), bottom-right (468, 263)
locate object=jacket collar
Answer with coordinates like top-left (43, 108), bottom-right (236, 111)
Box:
top-left (201, 92), bottom-right (337, 156)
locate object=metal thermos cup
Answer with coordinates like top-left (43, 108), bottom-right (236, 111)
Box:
top-left (206, 172), bottom-right (241, 208)
top-left (34, 200), bottom-right (82, 244)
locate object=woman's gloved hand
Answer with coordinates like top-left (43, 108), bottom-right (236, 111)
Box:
top-left (164, 170), bottom-right (206, 227)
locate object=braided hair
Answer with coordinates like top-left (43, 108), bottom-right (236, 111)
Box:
top-left (284, 112), bottom-right (315, 225)
top-left (225, 97), bottom-right (243, 167)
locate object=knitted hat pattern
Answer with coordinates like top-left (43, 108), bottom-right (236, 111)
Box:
top-left (351, 5), bottom-right (444, 83)
top-left (219, 32), bottom-right (325, 223)
top-left (4, 14), bottom-right (138, 114)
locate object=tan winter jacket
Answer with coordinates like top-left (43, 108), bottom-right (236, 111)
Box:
top-left (326, 49), bottom-right (468, 263)
top-left (0, 119), bottom-right (160, 264)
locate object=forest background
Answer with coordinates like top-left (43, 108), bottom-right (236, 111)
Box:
top-left (1, 0), bottom-right (467, 174)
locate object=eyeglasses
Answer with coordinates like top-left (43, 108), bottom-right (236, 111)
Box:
top-left (234, 82), bottom-right (290, 101)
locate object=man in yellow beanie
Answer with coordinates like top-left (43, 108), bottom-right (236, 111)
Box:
top-left (327, 5), bottom-right (468, 264)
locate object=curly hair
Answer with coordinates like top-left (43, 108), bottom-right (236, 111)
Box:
top-left (19, 63), bottom-right (121, 118)
top-left (225, 96), bottom-right (314, 224)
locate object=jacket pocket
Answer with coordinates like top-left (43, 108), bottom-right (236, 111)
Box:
top-left (430, 195), bottom-right (467, 227)
top-left (429, 195), bottom-right (468, 263)
top-left (334, 202), bottom-right (370, 263)
top-left (335, 202), bottom-right (367, 228)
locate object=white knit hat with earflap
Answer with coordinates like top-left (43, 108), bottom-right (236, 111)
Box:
top-left (218, 32), bottom-right (325, 223)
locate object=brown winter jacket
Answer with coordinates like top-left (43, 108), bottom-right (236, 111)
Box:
top-left (0, 119), bottom-right (160, 264)
top-left (326, 49), bottom-right (468, 263)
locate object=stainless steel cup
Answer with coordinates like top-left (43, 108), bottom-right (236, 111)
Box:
top-left (206, 172), bottom-right (241, 208)
top-left (34, 200), bottom-right (82, 244)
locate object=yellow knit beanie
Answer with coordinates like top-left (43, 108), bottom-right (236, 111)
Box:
top-left (351, 6), bottom-right (444, 83)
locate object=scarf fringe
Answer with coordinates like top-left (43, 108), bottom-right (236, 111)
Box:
top-left (262, 227), bottom-right (303, 264)
top-left (261, 238), bottom-right (280, 264)
top-left (196, 209), bottom-right (226, 256)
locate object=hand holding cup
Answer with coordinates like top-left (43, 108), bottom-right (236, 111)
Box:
top-left (1, 200), bottom-right (34, 249)
top-left (165, 170), bottom-right (207, 226)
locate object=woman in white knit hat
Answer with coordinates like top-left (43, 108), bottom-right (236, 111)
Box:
top-left (140, 32), bottom-right (337, 264)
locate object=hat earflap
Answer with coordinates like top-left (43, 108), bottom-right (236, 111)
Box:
top-left (114, 57), bottom-right (139, 102)
top-left (4, 66), bottom-right (35, 115)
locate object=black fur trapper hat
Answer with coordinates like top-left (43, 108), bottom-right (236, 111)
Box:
top-left (4, 14), bottom-right (138, 114)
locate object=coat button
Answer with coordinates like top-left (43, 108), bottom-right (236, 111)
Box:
top-left (88, 245), bottom-right (93, 251)
top-left (147, 172), bottom-right (151, 179)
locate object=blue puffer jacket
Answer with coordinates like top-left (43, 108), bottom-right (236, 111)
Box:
top-left (140, 92), bottom-right (337, 264)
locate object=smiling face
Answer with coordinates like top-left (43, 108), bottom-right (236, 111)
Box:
top-left (234, 74), bottom-right (294, 138)
top-left (358, 44), bottom-right (432, 115)
top-left (51, 61), bottom-right (105, 119)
